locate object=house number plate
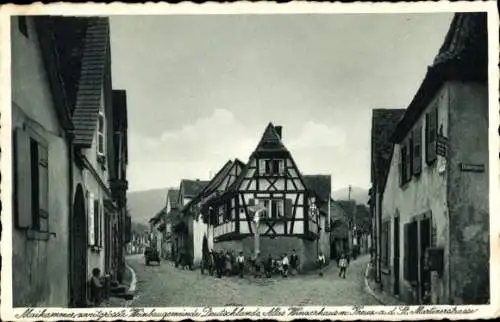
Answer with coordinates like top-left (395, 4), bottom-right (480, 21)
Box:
top-left (459, 163), bottom-right (485, 173)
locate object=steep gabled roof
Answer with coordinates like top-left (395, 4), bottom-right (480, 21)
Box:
top-left (391, 13), bottom-right (487, 143)
top-left (302, 175), bottom-right (331, 203)
top-left (180, 179), bottom-right (210, 199)
top-left (253, 122), bottom-right (287, 154)
top-left (166, 189), bottom-right (180, 209)
top-left (371, 109), bottom-right (406, 191)
top-left (71, 18), bottom-right (110, 147)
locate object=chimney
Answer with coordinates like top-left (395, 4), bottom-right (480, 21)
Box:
top-left (275, 126), bottom-right (282, 139)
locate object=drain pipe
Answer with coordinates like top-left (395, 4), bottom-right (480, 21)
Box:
top-left (67, 131), bottom-right (75, 307)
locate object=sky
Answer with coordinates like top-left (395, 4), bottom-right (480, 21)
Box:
top-left (109, 13), bottom-right (454, 193)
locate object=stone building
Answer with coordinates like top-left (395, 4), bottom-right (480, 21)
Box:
top-left (11, 16), bottom-right (129, 307)
top-left (371, 13), bottom-right (489, 304)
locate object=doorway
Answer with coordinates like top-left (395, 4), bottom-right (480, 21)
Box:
top-left (393, 216), bottom-right (400, 296)
top-left (419, 217), bottom-right (432, 304)
top-left (70, 184), bottom-right (88, 307)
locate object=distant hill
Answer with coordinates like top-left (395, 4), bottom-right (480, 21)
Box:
top-left (332, 186), bottom-right (369, 205)
top-left (127, 188), bottom-right (170, 226)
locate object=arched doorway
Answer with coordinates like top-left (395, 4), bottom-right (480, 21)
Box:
top-left (70, 184), bottom-right (88, 307)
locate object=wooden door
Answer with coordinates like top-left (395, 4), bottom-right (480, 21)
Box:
top-left (419, 218), bottom-right (432, 304)
top-left (71, 185), bottom-right (88, 307)
top-left (393, 216), bottom-right (400, 295)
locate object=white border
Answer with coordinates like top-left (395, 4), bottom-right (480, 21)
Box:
top-left (1, 1), bottom-right (499, 321)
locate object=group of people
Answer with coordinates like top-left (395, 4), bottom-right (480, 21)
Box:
top-left (201, 249), bottom-right (302, 279)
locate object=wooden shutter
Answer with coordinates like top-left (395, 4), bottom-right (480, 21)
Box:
top-left (38, 143), bottom-right (49, 231)
top-left (265, 160), bottom-right (271, 175)
top-left (405, 139), bottom-right (412, 182)
top-left (398, 147), bottom-right (403, 186)
top-left (413, 125), bottom-right (422, 175)
top-left (403, 223), bottom-right (410, 280)
top-left (278, 160), bottom-right (285, 175)
top-left (271, 200), bottom-right (277, 218)
top-left (88, 192), bottom-right (95, 245)
top-left (285, 199), bottom-right (292, 218)
top-left (94, 200), bottom-right (100, 246)
top-left (426, 107), bottom-right (438, 164)
top-left (14, 128), bottom-right (32, 229)
top-left (258, 160), bottom-right (265, 175)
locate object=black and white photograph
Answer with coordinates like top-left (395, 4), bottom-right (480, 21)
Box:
top-left (0, 1), bottom-right (498, 320)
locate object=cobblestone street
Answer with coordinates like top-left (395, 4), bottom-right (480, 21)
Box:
top-left (122, 255), bottom-right (379, 307)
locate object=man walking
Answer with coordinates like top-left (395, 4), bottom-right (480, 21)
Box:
top-left (290, 249), bottom-right (299, 276)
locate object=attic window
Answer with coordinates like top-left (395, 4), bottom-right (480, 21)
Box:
top-left (97, 111), bottom-right (105, 156)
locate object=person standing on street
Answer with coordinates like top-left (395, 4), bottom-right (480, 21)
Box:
top-left (282, 253), bottom-right (289, 278)
top-left (264, 254), bottom-right (273, 278)
top-left (254, 252), bottom-right (262, 278)
top-left (290, 249), bottom-right (299, 276)
top-left (318, 252), bottom-right (326, 276)
top-left (338, 252), bottom-right (348, 278)
top-left (236, 251), bottom-right (245, 278)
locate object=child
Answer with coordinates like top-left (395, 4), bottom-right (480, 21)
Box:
top-left (318, 252), bottom-right (326, 276)
top-left (282, 253), bottom-right (289, 278)
top-left (264, 254), bottom-right (273, 278)
top-left (90, 268), bottom-right (103, 306)
top-left (236, 252), bottom-right (245, 278)
top-left (338, 253), bottom-right (348, 278)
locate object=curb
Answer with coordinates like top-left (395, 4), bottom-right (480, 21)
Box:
top-left (127, 264), bottom-right (137, 293)
top-left (364, 263), bottom-right (386, 305)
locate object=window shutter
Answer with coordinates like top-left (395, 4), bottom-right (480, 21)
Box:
top-left (271, 200), bottom-right (277, 218)
top-left (403, 223), bottom-right (410, 280)
top-left (426, 107), bottom-right (438, 164)
top-left (258, 160), bottom-right (265, 175)
top-left (88, 193), bottom-right (95, 246)
top-left (265, 160), bottom-right (271, 175)
top-left (413, 125), bottom-right (422, 175)
top-left (14, 128), bottom-right (32, 229)
top-left (285, 198), bottom-right (292, 218)
top-left (405, 139), bottom-right (412, 182)
top-left (398, 148), bottom-right (403, 186)
top-left (38, 143), bottom-right (49, 231)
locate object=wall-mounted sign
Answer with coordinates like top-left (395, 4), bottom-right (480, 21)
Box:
top-left (460, 163), bottom-right (485, 173)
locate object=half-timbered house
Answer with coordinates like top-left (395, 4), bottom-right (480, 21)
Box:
top-left (180, 159), bottom-right (245, 266)
top-left (201, 123), bottom-right (332, 270)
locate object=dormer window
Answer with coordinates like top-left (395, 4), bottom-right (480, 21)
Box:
top-left (97, 110), bottom-right (105, 156)
top-left (259, 159), bottom-right (284, 176)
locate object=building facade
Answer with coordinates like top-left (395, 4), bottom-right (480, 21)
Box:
top-left (371, 13), bottom-right (489, 305)
top-left (197, 123), bottom-right (331, 270)
top-left (162, 189), bottom-right (179, 260)
top-left (11, 16), bottom-right (129, 307)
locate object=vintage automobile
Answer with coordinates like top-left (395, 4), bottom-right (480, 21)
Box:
top-left (144, 246), bottom-right (161, 266)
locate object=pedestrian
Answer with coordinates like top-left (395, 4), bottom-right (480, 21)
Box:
top-left (318, 251), bottom-right (326, 276)
top-left (290, 249), bottom-right (299, 276)
top-left (89, 268), bottom-right (103, 306)
top-left (253, 253), bottom-right (262, 278)
top-left (282, 253), bottom-right (289, 278)
top-left (225, 251), bottom-right (232, 276)
top-left (338, 252), bottom-right (348, 278)
top-left (264, 254), bottom-right (273, 278)
top-left (236, 251), bottom-right (245, 278)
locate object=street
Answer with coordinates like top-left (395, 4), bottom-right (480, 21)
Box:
top-left (124, 254), bottom-right (379, 307)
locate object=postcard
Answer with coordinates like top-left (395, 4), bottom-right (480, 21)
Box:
top-left (0, 1), bottom-right (499, 320)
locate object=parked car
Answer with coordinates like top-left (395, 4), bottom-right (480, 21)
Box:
top-left (144, 246), bottom-right (160, 266)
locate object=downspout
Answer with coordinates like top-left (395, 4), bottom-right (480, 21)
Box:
top-left (67, 131), bottom-right (75, 307)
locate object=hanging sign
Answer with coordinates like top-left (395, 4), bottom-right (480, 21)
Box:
top-left (437, 135), bottom-right (448, 157)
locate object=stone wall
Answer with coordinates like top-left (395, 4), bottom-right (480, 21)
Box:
top-left (447, 82), bottom-right (489, 304)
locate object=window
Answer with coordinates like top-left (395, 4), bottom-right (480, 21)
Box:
top-left (399, 137), bottom-right (413, 186)
top-left (381, 221), bottom-right (390, 268)
top-left (14, 127), bottom-right (49, 232)
top-left (261, 199), bottom-right (284, 218)
top-left (93, 200), bottom-right (100, 247)
top-left (18, 17), bottom-right (28, 38)
top-left (97, 111), bottom-right (105, 156)
top-left (412, 125), bottom-right (422, 175)
top-left (425, 106), bottom-right (438, 164)
top-left (259, 159), bottom-right (284, 176)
